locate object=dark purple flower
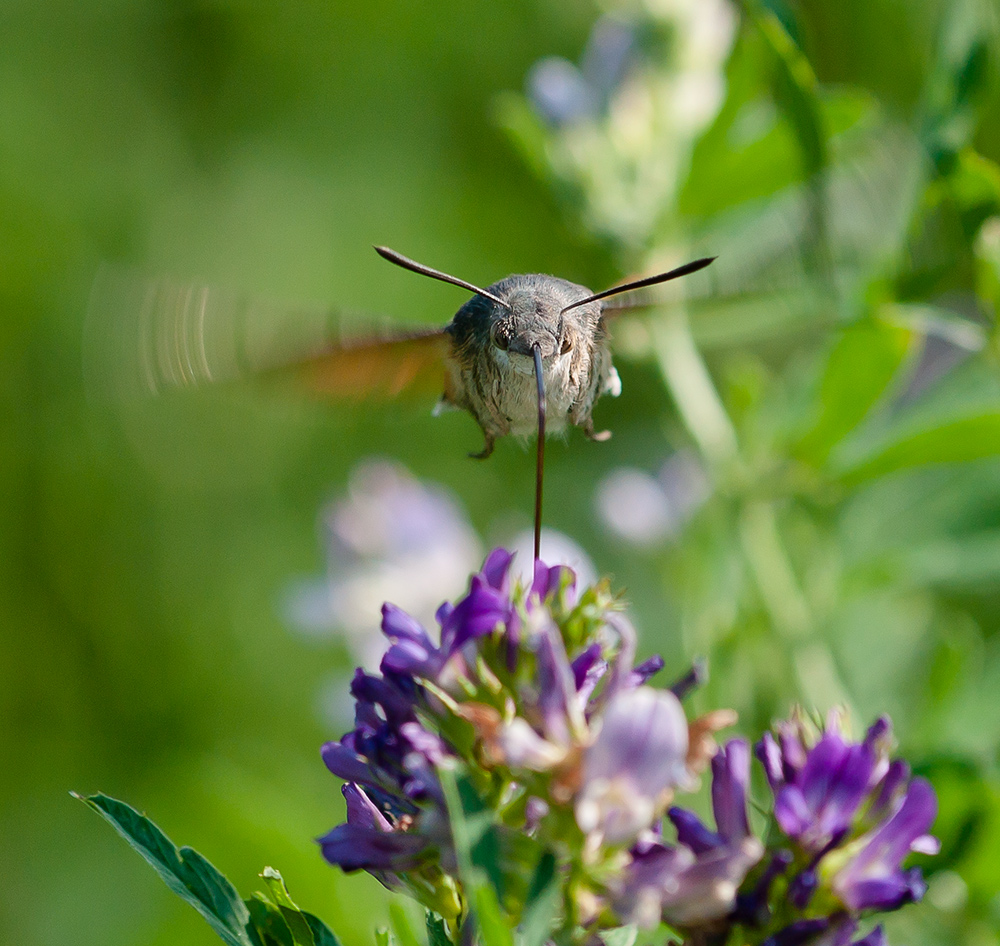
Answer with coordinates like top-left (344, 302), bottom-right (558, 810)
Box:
top-left (482, 547), bottom-right (514, 591)
top-left (380, 603), bottom-right (440, 677)
top-left (770, 732), bottom-right (877, 852)
top-left (350, 669), bottom-right (416, 726)
top-left (431, 548), bottom-right (522, 660)
top-left (713, 739), bottom-right (753, 843)
top-left (756, 712), bottom-right (938, 931)
top-left (669, 659), bottom-right (707, 700)
top-left (318, 783), bottom-right (431, 876)
top-left (761, 915), bottom-right (853, 946)
top-left (322, 734), bottom-right (385, 790)
top-left (833, 777), bottom-right (937, 912)
top-left (788, 867), bottom-right (818, 908)
top-left (571, 643), bottom-right (605, 691)
top-left (531, 558), bottom-right (574, 601)
top-left (440, 574), bottom-right (512, 650)
top-left (628, 654), bottom-right (665, 687)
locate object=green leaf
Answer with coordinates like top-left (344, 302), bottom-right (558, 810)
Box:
top-left (600, 927), bottom-right (638, 946)
top-left (302, 914), bottom-right (342, 946)
top-left (796, 317), bottom-right (915, 463)
top-left (389, 903), bottom-right (422, 946)
top-left (425, 912), bottom-right (453, 946)
top-left (75, 792), bottom-right (255, 946)
top-left (259, 868), bottom-right (323, 946)
top-left (835, 412), bottom-right (1000, 483)
top-left (472, 883), bottom-right (515, 946)
top-left (438, 768), bottom-right (515, 946)
top-left (518, 852), bottom-right (559, 946)
top-left (76, 794), bottom-right (342, 946)
top-left (247, 896), bottom-right (295, 946)
top-left (750, 3), bottom-right (827, 177)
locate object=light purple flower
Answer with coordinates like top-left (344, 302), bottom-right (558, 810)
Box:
top-left (576, 687), bottom-right (689, 846)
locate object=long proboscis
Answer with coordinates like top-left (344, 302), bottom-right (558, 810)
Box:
top-left (561, 256), bottom-right (716, 313)
top-left (374, 246), bottom-right (512, 311)
top-left (533, 344), bottom-right (545, 563)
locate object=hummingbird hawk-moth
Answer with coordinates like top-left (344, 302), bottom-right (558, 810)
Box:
top-left (87, 246), bottom-right (714, 557)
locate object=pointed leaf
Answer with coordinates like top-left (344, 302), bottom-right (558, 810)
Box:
top-left (75, 792), bottom-right (255, 946)
top-left (302, 914), bottom-right (342, 946)
top-left (835, 412), bottom-right (1000, 484)
top-left (257, 868), bottom-right (321, 946)
top-left (247, 896), bottom-right (295, 946)
top-left (425, 912), bottom-right (453, 946)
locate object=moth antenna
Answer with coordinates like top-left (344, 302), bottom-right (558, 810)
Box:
top-left (561, 256), bottom-right (716, 313)
top-left (532, 343), bottom-right (546, 563)
top-left (375, 246), bottom-right (512, 311)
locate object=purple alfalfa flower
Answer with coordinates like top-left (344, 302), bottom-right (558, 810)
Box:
top-left (763, 916), bottom-right (886, 946)
top-left (379, 602), bottom-right (440, 678)
top-left (664, 740), bottom-right (763, 927)
top-left (669, 659), bottom-right (707, 701)
top-left (350, 668), bottom-right (416, 727)
top-left (317, 783), bottom-right (431, 879)
top-left (734, 850), bottom-right (793, 925)
top-left (571, 642), bottom-right (605, 692)
top-left (832, 776), bottom-right (937, 912)
top-left (530, 557), bottom-right (574, 602)
top-left (628, 654), bottom-right (665, 687)
top-left (468, 617), bottom-right (586, 773)
top-left (758, 713), bottom-right (882, 854)
top-left (482, 547), bottom-right (514, 591)
top-left (439, 548), bottom-right (517, 654)
top-left (613, 738), bottom-right (762, 930)
top-left (756, 711), bottom-right (938, 926)
top-left (534, 621), bottom-right (583, 746)
top-left (761, 914), bottom-right (857, 946)
top-left (526, 15), bottom-right (637, 127)
top-left (576, 686), bottom-right (690, 848)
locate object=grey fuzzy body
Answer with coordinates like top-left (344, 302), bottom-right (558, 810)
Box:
top-left (440, 274), bottom-right (620, 456)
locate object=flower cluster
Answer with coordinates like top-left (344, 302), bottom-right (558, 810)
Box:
top-left (504, 1), bottom-right (736, 250)
top-left (318, 552), bottom-right (937, 946)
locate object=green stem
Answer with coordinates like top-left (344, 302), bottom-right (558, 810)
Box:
top-left (738, 501), bottom-right (850, 709)
top-left (649, 308), bottom-right (738, 468)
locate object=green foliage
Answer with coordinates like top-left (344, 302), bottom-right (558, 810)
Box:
top-left (5, 0), bottom-right (1000, 944)
top-left (76, 793), bottom-right (340, 946)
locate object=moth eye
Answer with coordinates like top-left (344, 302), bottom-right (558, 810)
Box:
top-left (560, 335), bottom-right (573, 354)
top-left (492, 326), bottom-right (509, 351)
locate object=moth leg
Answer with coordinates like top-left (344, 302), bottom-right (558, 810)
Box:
top-left (469, 431), bottom-right (495, 460)
top-left (582, 419), bottom-right (612, 443)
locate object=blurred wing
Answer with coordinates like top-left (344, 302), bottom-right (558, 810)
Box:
top-left (85, 266), bottom-right (449, 405)
top-left (290, 330), bottom-right (450, 400)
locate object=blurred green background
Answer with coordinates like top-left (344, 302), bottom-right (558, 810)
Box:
top-left (3, 1), bottom-right (1000, 944)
